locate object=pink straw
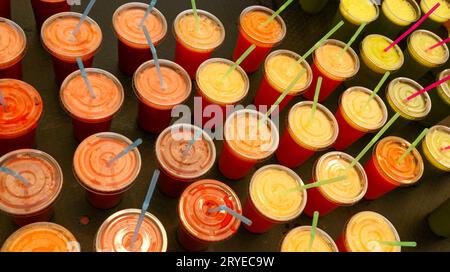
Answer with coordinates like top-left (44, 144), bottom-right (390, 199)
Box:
top-left (427, 37), bottom-right (450, 51)
top-left (384, 2), bottom-right (440, 52)
top-left (405, 74), bottom-right (450, 101)
top-left (442, 146), bottom-right (450, 151)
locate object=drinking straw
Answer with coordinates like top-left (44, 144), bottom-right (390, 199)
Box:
top-left (405, 74), bottom-right (450, 101)
top-left (139, 0), bottom-right (158, 28)
top-left (339, 23), bottom-right (366, 57)
top-left (142, 25), bottom-right (167, 90)
top-left (0, 167), bottom-right (30, 186)
top-left (427, 37), bottom-right (450, 52)
top-left (222, 44), bottom-right (256, 80)
top-left (0, 89), bottom-right (7, 112)
top-left (282, 175), bottom-right (347, 194)
top-left (384, 2), bottom-right (440, 52)
top-left (107, 138), bottom-right (143, 166)
top-left (191, 0), bottom-right (200, 32)
top-left (397, 128), bottom-right (428, 164)
top-left (72, 0), bottom-right (97, 37)
top-left (260, 0), bottom-right (294, 28)
top-left (442, 145), bottom-right (450, 151)
top-left (347, 112), bottom-right (401, 169)
top-left (308, 211), bottom-right (319, 252)
top-left (182, 128), bottom-right (202, 157)
top-left (374, 241), bottom-right (417, 247)
top-left (308, 76), bottom-right (323, 125)
top-left (362, 71), bottom-right (390, 110)
top-left (130, 169), bottom-right (160, 251)
top-left (76, 57), bottom-right (96, 99)
top-left (208, 205), bottom-right (253, 226)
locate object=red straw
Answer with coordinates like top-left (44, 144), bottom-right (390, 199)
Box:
top-left (405, 74), bottom-right (450, 101)
top-left (384, 2), bottom-right (440, 52)
top-left (427, 37), bottom-right (450, 51)
top-left (442, 146), bottom-right (450, 151)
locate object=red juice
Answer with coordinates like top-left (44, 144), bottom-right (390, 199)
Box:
top-left (0, 0), bottom-right (10, 18)
top-left (31, 0), bottom-right (70, 30)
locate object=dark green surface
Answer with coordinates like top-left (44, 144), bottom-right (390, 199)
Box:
top-left (1, 0), bottom-right (449, 252)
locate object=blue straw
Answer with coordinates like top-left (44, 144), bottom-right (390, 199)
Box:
top-left (72, 0), bottom-right (97, 37)
top-left (0, 167), bottom-right (30, 186)
top-left (208, 205), bottom-right (253, 226)
top-left (142, 25), bottom-right (167, 90)
top-left (139, 0), bottom-right (158, 27)
top-left (0, 89), bottom-right (7, 112)
top-left (130, 169), bottom-right (161, 251)
top-left (182, 129), bottom-right (203, 157)
top-left (76, 57), bottom-right (96, 99)
top-left (107, 138), bottom-right (143, 166)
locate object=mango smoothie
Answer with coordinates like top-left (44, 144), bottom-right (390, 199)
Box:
top-left (337, 211), bottom-right (400, 252)
top-left (276, 101), bottom-right (338, 168)
top-left (281, 226), bottom-right (338, 252)
top-left (334, 87), bottom-right (387, 150)
top-left (386, 78), bottom-right (431, 121)
top-left (422, 125), bottom-right (450, 171)
top-left (1, 222), bottom-right (79, 252)
top-left (422, 69), bottom-right (450, 126)
top-left (244, 164), bottom-right (307, 233)
top-left (420, 0), bottom-right (450, 30)
top-left (0, 18), bottom-right (27, 79)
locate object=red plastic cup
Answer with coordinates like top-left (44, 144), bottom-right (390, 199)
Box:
top-left (177, 179), bottom-right (242, 251)
top-left (336, 211), bottom-right (401, 252)
top-left (0, 79), bottom-right (43, 156)
top-left (0, 18), bottom-right (27, 80)
top-left (60, 68), bottom-right (124, 141)
top-left (156, 123), bottom-right (216, 197)
top-left (173, 9), bottom-right (225, 79)
top-left (280, 226), bottom-right (339, 252)
top-left (243, 164), bottom-right (307, 233)
top-left (364, 136), bottom-right (424, 200)
top-left (232, 5), bottom-right (287, 73)
top-left (218, 109), bottom-right (279, 180)
top-left (303, 39), bottom-right (360, 102)
top-left (276, 101), bottom-right (339, 168)
top-left (0, 0), bottom-right (10, 18)
top-left (31, 0), bottom-right (70, 30)
top-left (195, 58), bottom-right (250, 128)
top-left (113, 2), bottom-right (167, 76)
top-left (95, 209), bottom-right (168, 252)
top-left (133, 59), bottom-right (192, 134)
top-left (73, 132), bottom-right (142, 209)
top-left (41, 12), bottom-right (103, 85)
top-left (333, 86), bottom-right (388, 150)
top-left (0, 149), bottom-right (63, 226)
top-left (254, 50), bottom-right (313, 112)
top-left (303, 151), bottom-right (368, 217)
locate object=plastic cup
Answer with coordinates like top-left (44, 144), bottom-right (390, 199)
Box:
top-left (364, 136), bottom-right (424, 200)
top-left (349, 34), bottom-right (404, 88)
top-left (0, 17), bottom-right (27, 79)
top-left (419, 0), bottom-right (450, 32)
top-left (333, 86), bottom-right (388, 150)
top-left (133, 59), bottom-right (192, 134)
top-left (1, 222), bottom-right (80, 252)
top-left (397, 30), bottom-right (449, 80)
top-left (195, 58), bottom-right (249, 128)
top-left (421, 125), bottom-right (450, 172)
top-left (95, 209), bottom-right (168, 252)
top-left (336, 211), bottom-right (401, 252)
top-left (280, 226), bottom-right (338, 252)
top-left (73, 132), bottom-right (142, 209)
top-left (232, 5), bottom-right (287, 73)
top-left (366, 0), bottom-right (421, 39)
top-left (421, 69), bottom-right (450, 126)
top-left (31, 0), bottom-right (71, 30)
top-left (41, 12), bottom-right (103, 85)
top-left (331, 0), bottom-right (379, 41)
top-left (173, 9), bottom-right (225, 79)
top-left (156, 124), bottom-right (216, 197)
top-left (276, 101), bottom-right (339, 168)
top-left (0, 149), bottom-right (63, 226)
top-left (0, 79), bottom-right (43, 156)
top-left (299, 0), bottom-right (329, 14)
top-left (0, 0), bottom-right (10, 18)
top-left (218, 109), bottom-right (279, 180)
top-left (60, 68), bottom-right (124, 142)
top-left (428, 197), bottom-right (450, 238)
top-left (302, 39), bottom-right (360, 102)
top-left (243, 164), bottom-right (307, 233)
top-left (303, 152), bottom-right (368, 217)
top-left (254, 50), bottom-right (313, 112)
top-left (177, 179), bottom-right (242, 251)
top-left (113, 2), bottom-right (167, 76)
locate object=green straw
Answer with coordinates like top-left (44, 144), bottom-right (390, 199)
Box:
top-left (308, 211), bottom-right (319, 252)
top-left (222, 44), bottom-right (256, 80)
top-left (308, 76), bottom-right (323, 125)
top-left (260, 0), bottom-right (294, 28)
top-left (362, 71), bottom-right (390, 111)
top-left (191, 0), bottom-right (200, 32)
top-left (397, 128), bottom-right (428, 164)
top-left (339, 23), bottom-right (366, 58)
top-left (374, 241), bottom-right (417, 247)
top-left (347, 112), bottom-right (401, 169)
top-left (282, 175), bottom-right (347, 194)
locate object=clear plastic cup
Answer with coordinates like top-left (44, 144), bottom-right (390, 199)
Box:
top-left (280, 226), bottom-right (338, 252)
top-left (31, 0), bottom-right (70, 30)
top-left (0, 17), bottom-right (27, 79)
top-left (421, 125), bottom-right (450, 172)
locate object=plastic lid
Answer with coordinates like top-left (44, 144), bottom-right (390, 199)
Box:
top-left (0, 17), bottom-right (27, 68)
top-left (423, 125), bottom-right (450, 171)
top-left (361, 34), bottom-right (404, 73)
top-left (281, 226), bottom-right (338, 252)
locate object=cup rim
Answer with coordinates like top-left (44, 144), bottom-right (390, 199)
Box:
top-left (408, 29), bottom-right (450, 67)
top-left (361, 34), bottom-right (405, 72)
top-left (382, 0), bottom-right (421, 25)
top-left (421, 0), bottom-right (450, 21)
top-left (0, 17), bottom-right (27, 68)
top-left (339, 0), bottom-right (380, 25)
top-left (281, 225), bottom-right (339, 252)
top-left (423, 125), bottom-right (450, 171)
